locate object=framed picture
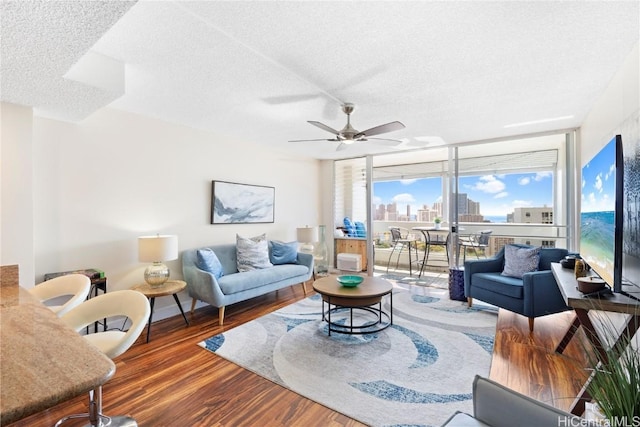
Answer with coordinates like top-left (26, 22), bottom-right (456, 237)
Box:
top-left (211, 181), bottom-right (275, 224)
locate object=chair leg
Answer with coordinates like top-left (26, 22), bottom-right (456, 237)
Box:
top-left (386, 245), bottom-right (397, 273)
top-left (528, 317), bottom-right (534, 333)
top-left (467, 297), bottom-right (473, 308)
top-left (218, 306), bottom-right (226, 326)
top-left (190, 298), bottom-right (197, 314)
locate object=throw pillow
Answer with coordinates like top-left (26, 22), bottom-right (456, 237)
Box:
top-left (270, 240), bottom-right (298, 265)
top-left (502, 245), bottom-right (541, 278)
top-left (343, 217), bottom-right (356, 237)
top-left (196, 248), bottom-right (224, 279)
top-left (236, 233), bottom-right (273, 272)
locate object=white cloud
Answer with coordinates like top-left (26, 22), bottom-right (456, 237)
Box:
top-left (393, 193), bottom-right (416, 204)
top-left (518, 177), bottom-right (530, 185)
top-left (594, 173), bottom-right (603, 193)
top-left (535, 172), bottom-right (552, 181)
top-left (494, 192), bottom-right (509, 199)
top-left (471, 175), bottom-right (506, 194)
top-left (400, 179), bottom-right (418, 185)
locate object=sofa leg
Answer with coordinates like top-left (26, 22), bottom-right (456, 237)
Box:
top-left (528, 317), bottom-right (534, 333)
top-left (467, 297), bottom-right (473, 308)
top-left (190, 298), bottom-right (197, 314)
top-left (218, 306), bottom-right (225, 326)
top-left (301, 281), bottom-right (307, 295)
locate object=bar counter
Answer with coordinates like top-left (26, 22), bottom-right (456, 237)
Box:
top-left (0, 282), bottom-right (115, 425)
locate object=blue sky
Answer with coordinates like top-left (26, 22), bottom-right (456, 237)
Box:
top-left (373, 172), bottom-right (553, 217)
top-left (581, 138), bottom-right (617, 213)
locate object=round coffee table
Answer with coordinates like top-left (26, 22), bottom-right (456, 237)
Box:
top-left (312, 275), bottom-right (393, 336)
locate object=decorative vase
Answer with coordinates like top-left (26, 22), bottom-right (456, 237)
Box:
top-left (314, 225), bottom-right (329, 277)
top-left (434, 222), bottom-right (441, 230)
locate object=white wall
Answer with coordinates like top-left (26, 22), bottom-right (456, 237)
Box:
top-left (580, 42), bottom-right (639, 162)
top-left (3, 105), bottom-right (320, 319)
top-left (1, 103), bottom-right (35, 283)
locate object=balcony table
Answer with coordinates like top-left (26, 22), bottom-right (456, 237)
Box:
top-left (0, 281), bottom-right (115, 425)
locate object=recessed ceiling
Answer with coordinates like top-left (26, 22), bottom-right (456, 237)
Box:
top-left (1, 0), bottom-right (638, 160)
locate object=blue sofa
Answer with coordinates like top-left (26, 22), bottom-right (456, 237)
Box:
top-left (182, 243), bottom-right (313, 325)
top-left (464, 244), bottom-right (570, 332)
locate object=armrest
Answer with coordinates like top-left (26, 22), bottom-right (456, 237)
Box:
top-left (464, 256), bottom-right (504, 295)
top-left (296, 252), bottom-right (314, 280)
top-left (522, 271), bottom-right (569, 317)
top-left (182, 265), bottom-right (225, 306)
top-left (472, 375), bottom-right (581, 426)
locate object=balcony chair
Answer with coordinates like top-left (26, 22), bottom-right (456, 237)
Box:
top-left (464, 244), bottom-right (570, 332)
top-left (459, 230), bottom-right (493, 262)
top-left (386, 227), bottom-right (418, 275)
top-left (417, 229), bottom-right (450, 277)
top-left (28, 273), bottom-right (91, 317)
top-left (57, 290), bottom-right (151, 427)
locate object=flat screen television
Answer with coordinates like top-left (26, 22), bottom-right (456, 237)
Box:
top-left (580, 135), bottom-right (624, 293)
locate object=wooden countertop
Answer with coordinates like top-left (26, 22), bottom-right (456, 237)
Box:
top-left (0, 284), bottom-right (115, 425)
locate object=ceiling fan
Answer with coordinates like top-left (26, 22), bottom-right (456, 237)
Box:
top-left (289, 103), bottom-right (405, 151)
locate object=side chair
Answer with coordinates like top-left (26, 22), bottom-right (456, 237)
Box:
top-left (28, 273), bottom-right (91, 317)
top-left (57, 290), bottom-right (151, 427)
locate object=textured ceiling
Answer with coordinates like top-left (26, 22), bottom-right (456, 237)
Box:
top-left (2, 0), bottom-right (639, 159)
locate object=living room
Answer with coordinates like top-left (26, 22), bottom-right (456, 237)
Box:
top-left (2, 1), bottom-right (639, 426)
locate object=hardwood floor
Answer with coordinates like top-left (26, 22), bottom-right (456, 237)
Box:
top-left (8, 278), bottom-right (590, 426)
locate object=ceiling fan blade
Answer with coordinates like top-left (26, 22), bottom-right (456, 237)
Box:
top-left (308, 121), bottom-right (340, 135)
top-left (263, 93), bottom-right (319, 104)
top-left (355, 121), bottom-right (405, 138)
top-left (289, 138), bottom-right (339, 142)
top-left (368, 137), bottom-right (403, 146)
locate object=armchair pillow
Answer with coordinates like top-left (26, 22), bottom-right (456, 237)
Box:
top-left (269, 240), bottom-right (298, 265)
top-left (196, 248), bottom-right (224, 279)
top-left (343, 217), bottom-right (356, 237)
top-left (502, 244), bottom-right (541, 279)
top-left (236, 234), bottom-right (273, 272)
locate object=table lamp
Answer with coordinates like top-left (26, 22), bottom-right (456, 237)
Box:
top-left (296, 226), bottom-right (318, 255)
top-left (138, 234), bottom-right (178, 287)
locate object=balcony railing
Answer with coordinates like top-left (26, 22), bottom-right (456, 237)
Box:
top-left (370, 220), bottom-right (569, 273)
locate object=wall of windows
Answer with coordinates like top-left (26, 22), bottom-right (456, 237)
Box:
top-left (332, 132), bottom-right (575, 271)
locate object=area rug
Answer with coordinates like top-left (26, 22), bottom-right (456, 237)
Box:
top-left (198, 284), bottom-right (497, 427)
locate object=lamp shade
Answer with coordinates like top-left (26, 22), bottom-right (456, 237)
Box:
top-left (138, 235), bottom-right (178, 262)
top-left (296, 226), bottom-right (318, 243)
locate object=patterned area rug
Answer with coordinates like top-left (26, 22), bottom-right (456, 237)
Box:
top-left (198, 282), bottom-right (497, 427)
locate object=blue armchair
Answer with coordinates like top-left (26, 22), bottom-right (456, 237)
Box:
top-left (464, 244), bottom-right (570, 332)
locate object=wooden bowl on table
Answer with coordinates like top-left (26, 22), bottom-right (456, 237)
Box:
top-left (577, 277), bottom-right (606, 294)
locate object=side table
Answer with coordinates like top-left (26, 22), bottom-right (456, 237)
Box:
top-left (131, 279), bottom-right (189, 343)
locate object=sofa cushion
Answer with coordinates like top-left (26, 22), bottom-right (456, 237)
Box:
top-left (502, 245), bottom-right (540, 278)
top-left (196, 248), bottom-right (224, 279)
top-left (269, 241), bottom-right (298, 265)
top-left (237, 234), bottom-right (273, 272)
top-left (218, 264), bottom-right (309, 295)
top-left (472, 272), bottom-right (524, 299)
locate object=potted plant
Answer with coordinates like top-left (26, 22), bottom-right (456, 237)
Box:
top-left (580, 309), bottom-right (640, 423)
top-left (434, 217), bottom-right (442, 230)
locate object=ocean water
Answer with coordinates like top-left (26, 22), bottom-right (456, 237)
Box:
top-left (580, 210), bottom-right (615, 284)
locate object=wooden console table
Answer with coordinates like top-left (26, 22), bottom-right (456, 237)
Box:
top-left (334, 237), bottom-right (368, 271)
top-left (550, 262), bottom-right (640, 416)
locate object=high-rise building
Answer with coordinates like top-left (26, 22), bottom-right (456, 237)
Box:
top-left (511, 207), bottom-right (554, 224)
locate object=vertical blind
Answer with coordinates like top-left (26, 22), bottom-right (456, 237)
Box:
top-left (334, 157), bottom-right (367, 228)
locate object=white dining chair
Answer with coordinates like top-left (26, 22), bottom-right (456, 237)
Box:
top-left (56, 290), bottom-right (151, 427)
top-left (28, 274), bottom-right (91, 317)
